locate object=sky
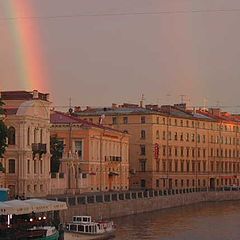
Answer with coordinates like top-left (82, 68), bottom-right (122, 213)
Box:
top-left (1, 0), bottom-right (240, 112)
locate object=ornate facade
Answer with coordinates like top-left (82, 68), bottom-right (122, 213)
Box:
top-left (0, 90), bottom-right (51, 198)
top-left (50, 111), bottom-right (129, 194)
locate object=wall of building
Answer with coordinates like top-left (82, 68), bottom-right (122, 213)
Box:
top-left (50, 120), bottom-right (130, 194)
top-left (77, 112), bottom-right (240, 191)
top-left (2, 95), bottom-right (51, 198)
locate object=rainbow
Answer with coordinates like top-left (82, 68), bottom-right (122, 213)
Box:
top-left (3, 1), bottom-right (48, 91)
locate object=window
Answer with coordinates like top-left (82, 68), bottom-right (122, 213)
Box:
top-left (34, 160), bottom-right (37, 174)
top-left (174, 132), bottom-right (178, 141)
top-left (75, 140), bottom-right (83, 158)
top-left (140, 160), bottom-right (146, 172)
top-left (140, 145), bottom-right (146, 156)
top-left (8, 159), bottom-right (15, 174)
top-left (141, 130), bottom-right (146, 139)
top-left (40, 160), bottom-right (43, 174)
top-left (40, 129), bottom-right (43, 143)
top-left (175, 179), bottom-right (178, 187)
top-left (163, 131), bottom-right (166, 140)
top-left (123, 117), bottom-right (128, 124)
top-left (141, 116), bottom-right (146, 124)
top-left (8, 127), bottom-right (16, 145)
top-left (34, 128), bottom-right (38, 143)
top-left (27, 127), bottom-right (30, 145)
top-left (174, 160), bottom-right (178, 172)
top-left (27, 160), bottom-right (30, 174)
top-left (112, 117), bottom-right (117, 125)
top-left (156, 179), bottom-right (160, 187)
top-left (156, 130), bottom-right (160, 139)
top-left (181, 161), bottom-right (184, 172)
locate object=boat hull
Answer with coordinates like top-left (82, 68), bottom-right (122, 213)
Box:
top-left (64, 231), bottom-right (115, 240)
top-left (34, 231), bottom-right (59, 240)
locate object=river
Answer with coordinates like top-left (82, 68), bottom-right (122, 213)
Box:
top-left (114, 201), bottom-right (240, 240)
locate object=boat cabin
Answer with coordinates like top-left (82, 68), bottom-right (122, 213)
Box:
top-left (72, 216), bottom-right (92, 224)
top-left (65, 215), bottom-right (114, 235)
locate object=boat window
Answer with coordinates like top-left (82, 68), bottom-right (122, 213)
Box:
top-left (78, 225), bottom-right (84, 232)
top-left (70, 224), bottom-right (77, 231)
top-left (85, 226), bottom-right (89, 232)
top-left (83, 217), bottom-right (88, 222)
top-left (66, 224), bottom-right (70, 231)
top-left (98, 224), bottom-right (101, 229)
top-left (77, 217), bottom-right (81, 222)
top-left (95, 225), bottom-right (97, 233)
top-left (73, 217), bottom-right (77, 222)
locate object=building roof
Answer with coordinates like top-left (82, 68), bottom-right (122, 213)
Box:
top-left (0, 90), bottom-right (50, 102)
top-left (51, 111), bottom-right (127, 134)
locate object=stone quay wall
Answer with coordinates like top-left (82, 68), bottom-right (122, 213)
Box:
top-left (52, 189), bottom-right (240, 222)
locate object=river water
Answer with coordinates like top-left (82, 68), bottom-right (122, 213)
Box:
top-left (114, 201), bottom-right (240, 240)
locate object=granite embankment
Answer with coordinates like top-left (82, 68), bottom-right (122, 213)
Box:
top-left (54, 190), bottom-right (240, 222)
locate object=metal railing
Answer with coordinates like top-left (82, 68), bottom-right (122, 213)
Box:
top-left (47, 186), bottom-right (240, 206)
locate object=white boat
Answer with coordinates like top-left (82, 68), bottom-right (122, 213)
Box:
top-left (64, 215), bottom-right (116, 240)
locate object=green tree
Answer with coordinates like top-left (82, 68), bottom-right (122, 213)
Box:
top-left (0, 100), bottom-right (7, 159)
top-left (50, 136), bottom-right (64, 173)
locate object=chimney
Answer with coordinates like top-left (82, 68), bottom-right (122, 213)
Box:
top-left (33, 90), bottom-right (39, 99)
top-left (112, 103), bottom-right (118, 109)
top-left (145, 104), bottom-right (159, 111)
top-left (74, 106), bottom-right (81, 112)
top-left (209, 108), bottom-right (221, 116)
top-left (174, 103), bottom-right (187, 111)
top-left (45, 93), bottom-right (50, 101)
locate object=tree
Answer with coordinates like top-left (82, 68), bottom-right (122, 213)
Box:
top-left (0, 100), bottom-right (7, 159)
top-left (50, 136), bottom-right (64, 173)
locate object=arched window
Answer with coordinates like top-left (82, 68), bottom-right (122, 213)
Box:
top-left (8, 127), bottom-right (16, 145)
top-left (27, 127), bottom-right (30, 146)
top-left (40, 129), bottom-right (43, 143)
top-left (8, 159), bottom-right (16, 174)
top-left (34, 128), bottom-right (38, 143)
top-left (156, 130), bottom-right (160, 139)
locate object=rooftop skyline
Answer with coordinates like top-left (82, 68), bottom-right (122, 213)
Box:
top-left (1, 0), bottom-right (240, 112)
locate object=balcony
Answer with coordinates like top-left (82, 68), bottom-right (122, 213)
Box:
top-left (32, 143), bottom-right (47, 158)
top-left (105, 156), bottom-right (122, 162)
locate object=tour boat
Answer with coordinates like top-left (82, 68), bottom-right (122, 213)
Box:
top-left (0, 198), bottom-right (67, 240)
top-left (64, 215), bottom-right (116, 240)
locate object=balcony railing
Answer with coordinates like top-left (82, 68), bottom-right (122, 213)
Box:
top-left (32, 143), bottom-right (47, 158)
top-left (105, 156), bottom-right (122, 162)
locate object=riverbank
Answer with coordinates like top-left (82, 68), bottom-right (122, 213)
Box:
top-left (56, 189), bottom-right (240, 222)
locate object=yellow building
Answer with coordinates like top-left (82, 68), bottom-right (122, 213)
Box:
top-left (0, 90), bottom-right (51, 198)
top-left (74, 103), bottom-right (240, 191)
top-left (50, 111), bottom-right (129, 194)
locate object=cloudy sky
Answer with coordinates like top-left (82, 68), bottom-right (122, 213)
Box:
top-left (0, 0), bottom-right (240, 111)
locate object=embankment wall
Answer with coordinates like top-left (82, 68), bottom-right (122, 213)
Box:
top-left (59, 191), bottom-right (240, 222)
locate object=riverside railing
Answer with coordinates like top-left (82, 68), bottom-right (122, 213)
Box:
top-left (47, 186), bottom-right (240, 206)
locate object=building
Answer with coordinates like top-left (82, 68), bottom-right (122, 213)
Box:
top-left (50, 111), bottom-right (129, 194)
top-left (0, 90), bottom-right (51, 198)
top-left (73, 103), bottom-right (240, 191)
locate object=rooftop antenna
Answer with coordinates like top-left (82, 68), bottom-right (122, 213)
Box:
top-left (203, 98), bottom-right (208, 111)
top-left (166, 94), bottom-right (171, 105)
top-left (68, 97), bottom-right (73, 115)
top-left (140, 94), bottom-right (145, 108)
top-left (179, 94), bottom-right (186, 104)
